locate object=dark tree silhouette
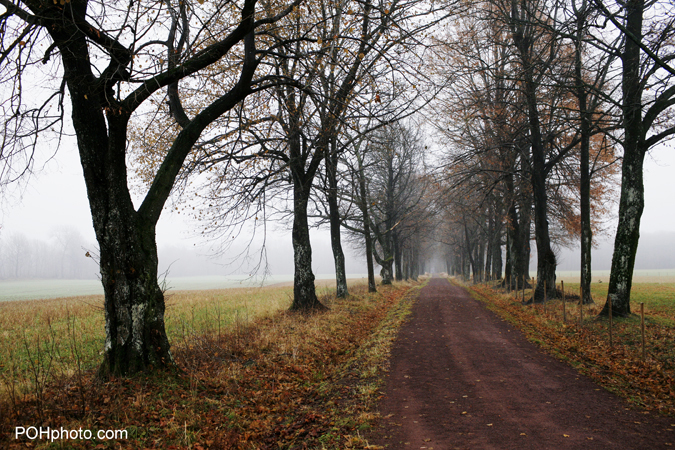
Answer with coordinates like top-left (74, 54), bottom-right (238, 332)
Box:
top-left (0, 0), bottom-right (301, 375)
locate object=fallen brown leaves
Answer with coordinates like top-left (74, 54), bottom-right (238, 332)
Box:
top-left (0, 283), bottom-right (417, 449)
top-left (468, 283), bottom-right (675, 417)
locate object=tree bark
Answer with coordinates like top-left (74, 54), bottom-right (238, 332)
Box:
top-left (511, 20), bottom-right (557, 302)
top-left (504, 176), bottom-right (530, 290)
top-left (492, 232), bottom-right (503, 281)
top-left (372, 233), bottom-right (394, 285)
top-left (364, 226), bottom-right (377, 292)
top-left (463, 222), bottom-right (478, 283)
top-left (326, 137), bottom-right (348, 298)
top-left (573, 0), bottom-right (594, 305)
top-left (603, 0), bottom-right (645, 317)
top-left (74, 112), bottom-right (174, 376)
top-left (394, 232), bottom-right (403, 281)
top-left (290, 178), bottom-right (325, 311)
top-left (288, 129), bottom-right (325, 311)
top-left (355, 151), bottom-right (377, 292)
top-left (518, 189), bottom-right (533, 282)
top-left (476, 239), bottom-right (486, 283)
top-left (380, 263), bottom-right (394, 284)
top-left (96, 207), bottom-right (172, 376)
top-left (411, 245), bottom-right (419, 281)
top-left (58, 23), bottom-right (175, 376)
top-left (485, 214), bottom-right (494, 282)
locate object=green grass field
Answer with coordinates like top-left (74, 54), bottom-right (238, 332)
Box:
top-left (557, 281), bottom-right (675, 326)
top-left (0, 274), bottom-right (371, 302)
top-left (0, 285), bottom-right (295, 400)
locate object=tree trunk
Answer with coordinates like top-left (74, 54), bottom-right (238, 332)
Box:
top-left (604, 149), bottom-right (644, 316)
top-left (519, 196), bottom-right (532, 282)
top-left (355, 153), bottom-right (377, 292)
top-left (603, 1), bottom-right (645, 317)
top-left (372, 230), bottom-right (394, 285)
top-left (364, 227), bottom-right (377, 292)
top-left (290, 181), bottom-right (325, 311)
top-left (513, 30), bottom-right (557, 302)
top-left (462, 247), bottom-right (471, 280)
top-left (378, 256), bottom-right (394, 285)
top-left (96, 213), bottom-right (172, 376)
top-left (463, 223), bottom-right (476, 282)
top-left (63, 46), bottom-right (174, 375)
top-left (491, 205), bottom-right (503, 281)
top-left (492, 233), bottom-right (503, 281)
top-left (393, 232), bottom-right (403, 281)
top-left (531, 154), bottom-right (556, 301)
top-left (287, 119), bottom-right (325, 311)
top-left (504, 230), bottom-right (512, 288)
top-left (402, 249), bottom-right (409, 280)
top-left (578, 97), bottom-right (593, 306)
top-left (485, 215), bottom-right (494, 282)
top-left (75, 118), bottom-right (173, 376)
top-left (372, 221), bottom-right (395, 285)
top-left (476, 239), bottom-right (485, 283)
top-left (326, 138), bottom-right (348, 298)
top-left (505, 200), bottom-right (529, 289)
top-left (411, 245), bottom-right (419, 281)
top-left (575, 2), bottom-right (594, 305)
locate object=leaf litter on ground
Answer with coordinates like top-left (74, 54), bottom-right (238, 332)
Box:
top-left (0, 281), bottom-right (421, 449)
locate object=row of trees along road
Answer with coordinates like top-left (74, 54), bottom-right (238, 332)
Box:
top-left (428, 0), bottom-right (675, 317)
top-left (0, 0), bottom-right (446, 376)
top-left (1, 0), bottom-right (673, 376)
top-left (130, 0), bottom-right (445, 309)
top-left (339, 121), bottom-right (437, 288)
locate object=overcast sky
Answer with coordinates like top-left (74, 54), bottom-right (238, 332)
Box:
top-left (1, 137), bottom-right (674, 276)
top-left (0, 137), bottom-right (370, 277)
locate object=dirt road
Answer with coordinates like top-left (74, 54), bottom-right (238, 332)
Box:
top-left (369, 277), bottom-right (674, 449)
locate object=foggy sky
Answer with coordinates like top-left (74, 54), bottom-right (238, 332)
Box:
top-left (1, 139), bottom-right (674, 280)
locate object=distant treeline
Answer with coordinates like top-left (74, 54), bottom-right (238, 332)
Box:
top-left (0, 227), bottom-right (98, 280)
top-left (0, 227), bottom-right (366, 280)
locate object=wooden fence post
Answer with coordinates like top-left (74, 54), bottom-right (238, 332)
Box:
top-left (609, 294), bottom-right (613, 348)
top-left (562, 280), bottom-right (566, 322)
top-left (641, 303), bottom-right (646, 360)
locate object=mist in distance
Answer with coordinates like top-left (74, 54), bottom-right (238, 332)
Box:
top-left (1, 224), bottom-right (673, 282)
top-left (0, 225), bottom-right (369, 281)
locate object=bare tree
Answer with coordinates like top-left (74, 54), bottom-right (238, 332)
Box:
top-left (147, 0), bottom-right (444, 310)
top-left (353, 122), bottom-right (428, 284)
top-left (2, 233), bottom-right (31, 279)
top-left (432, 0), bottom-right (619, 301)
top-left (593, 0), bottom-right (675, 316)
top-left (0, 0), bottom-right (302, 375)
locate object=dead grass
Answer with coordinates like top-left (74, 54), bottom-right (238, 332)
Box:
top-left (0, 280), bottom-right (421, 449)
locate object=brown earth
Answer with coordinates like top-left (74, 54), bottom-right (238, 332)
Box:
top-left (368, 277), bottom-right (675, 450)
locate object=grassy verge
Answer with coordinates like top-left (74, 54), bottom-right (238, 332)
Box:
top-left (0, 285), bottom-right (294, 408)
top-left (0, 280), bottom-right (420, 449)
top-left (459, 279), bottom-right (675, 417)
